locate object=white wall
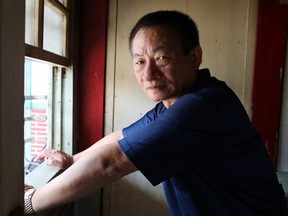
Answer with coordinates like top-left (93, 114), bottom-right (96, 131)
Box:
top-left (104, 0), bottom-right (258, 215)
top-left (0, 0), bottom-right (25, 215)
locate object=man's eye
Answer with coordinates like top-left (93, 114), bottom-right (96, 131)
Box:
top-left (158, 56), bottom-right (171, 62)
top-left (159, 56), bottom-right (167, 60)
top-left (135, 60), bottom-right (145, 65)
top-left (157, 56), bottom-right (170, 65)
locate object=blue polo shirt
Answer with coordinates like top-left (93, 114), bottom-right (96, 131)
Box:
top-left (118, 69), bottom-right (288, 215)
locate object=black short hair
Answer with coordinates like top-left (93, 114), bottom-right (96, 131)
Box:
top-left (129, 10), bottom-right (200, 55)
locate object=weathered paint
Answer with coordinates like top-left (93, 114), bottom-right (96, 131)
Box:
top-left (77, 0), bottom-right (107, 152)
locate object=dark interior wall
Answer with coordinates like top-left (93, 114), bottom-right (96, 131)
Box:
top-left (252, 0), bottom-right (288, 165)
top-left (77, 0), bottom-right (107, 152)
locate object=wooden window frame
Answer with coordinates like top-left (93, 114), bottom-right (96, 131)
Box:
top-left (25, 0), bottom-right (71, 66)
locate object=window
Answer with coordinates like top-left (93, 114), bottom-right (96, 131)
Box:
top-left (24, 60), bottom-right (50, 172)
top-left (25, 0), bottom-right (70, 65)
top-left (24, 0), bottom-right (73, 174)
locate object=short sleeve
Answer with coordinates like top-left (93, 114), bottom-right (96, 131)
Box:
top-left (118, 93), bottom-right (222, 186)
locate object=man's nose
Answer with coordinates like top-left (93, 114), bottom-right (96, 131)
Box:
top-left (143, 61), bottom-right (160, 81)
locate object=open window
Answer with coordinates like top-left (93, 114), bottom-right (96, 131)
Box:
top-left (24, 0), bottom-right (74, 175)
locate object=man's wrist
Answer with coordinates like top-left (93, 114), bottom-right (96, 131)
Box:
top-left (24, 188), bottom-right (36, 215)
top-left (64, 152), bottom-right (74, 169)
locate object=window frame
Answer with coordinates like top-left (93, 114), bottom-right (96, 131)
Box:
top-left (25, 0), bottom-right (71, 66)
top-left (24, 0), bottom-right (74, 171)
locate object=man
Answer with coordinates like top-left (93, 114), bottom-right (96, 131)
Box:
top-left (25, 10), bottom-right (288, 215)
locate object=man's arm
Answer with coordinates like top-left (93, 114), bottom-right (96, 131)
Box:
top-left (73, 129), bottom-right (124, 162)
top-left (31, 141), bottom-right (137, 213)
top-left (35, 130), bottom-right (124, 169)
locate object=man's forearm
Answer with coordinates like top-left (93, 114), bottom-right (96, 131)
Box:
top-left (31, 141), bottom-right (136, 213)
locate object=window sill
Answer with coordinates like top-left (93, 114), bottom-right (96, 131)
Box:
top-left (25, 162), bottom-right (61, 188)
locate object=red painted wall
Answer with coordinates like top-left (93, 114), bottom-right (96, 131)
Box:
top-left (252, 0), bottom-right (288, 165)
top-left (77, 0), bottom-right (107, 152)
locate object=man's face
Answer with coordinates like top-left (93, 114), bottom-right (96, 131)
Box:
top-left (131, 25), bottom-right (200, 107)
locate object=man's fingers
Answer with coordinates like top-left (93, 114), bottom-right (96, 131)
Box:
top-left (35, 149), bottom-right (58, 161)
top-left (34, 148), bottom-right (71, 169)
top-left (46, 158), bottom-right (62, 169)
top-left (35, 154), bottom-right (45, 162)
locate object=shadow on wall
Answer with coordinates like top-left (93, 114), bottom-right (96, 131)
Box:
top-left (106, 172), bottom-right (170, 216)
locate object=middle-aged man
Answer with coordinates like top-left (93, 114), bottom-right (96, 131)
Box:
top-left (24, 10), bottom-right (288, 216)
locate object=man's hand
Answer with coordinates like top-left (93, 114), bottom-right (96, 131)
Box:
top-left (35, 149), bottom-right (73, 170)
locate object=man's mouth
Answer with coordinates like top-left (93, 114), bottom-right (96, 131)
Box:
top-left (146, 83), bottom-right (165, 90)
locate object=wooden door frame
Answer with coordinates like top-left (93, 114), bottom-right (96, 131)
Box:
top-left (251, 0), bottom-right (288, 165)
top-left (77, 0), bottom-right (107, 152)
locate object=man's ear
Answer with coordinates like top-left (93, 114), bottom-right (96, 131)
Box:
top-left (190, 46), bottom-right (202, 69)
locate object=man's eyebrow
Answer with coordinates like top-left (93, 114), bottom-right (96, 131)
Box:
top-left (132, 46), bottom-right (172, 58)
top-left (153, 46), bottom-right (171, 53)
top-left (132, 53), bottom-right (141, 58)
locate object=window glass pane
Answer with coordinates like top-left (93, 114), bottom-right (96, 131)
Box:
top-left (58, 0), bottom-right (68, 7)
top-left (43, 1), bottom-right (67, 56)
top-left (25, 0), bottom-right (39, 46)
top-left (24, 59), bottom-right (50, 174)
